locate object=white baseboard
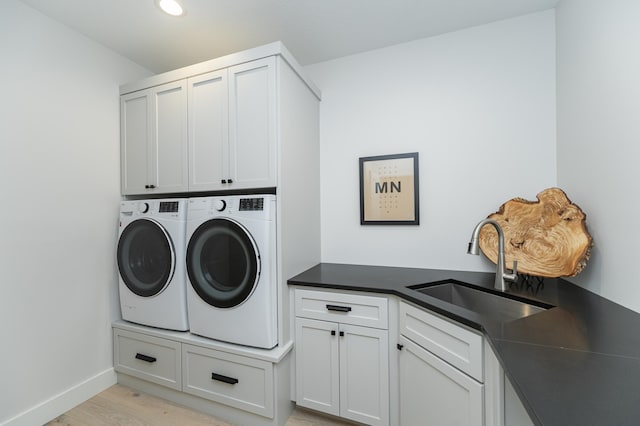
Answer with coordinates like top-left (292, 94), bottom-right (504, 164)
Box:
top-left (1, 368), bottom-right (117, 426)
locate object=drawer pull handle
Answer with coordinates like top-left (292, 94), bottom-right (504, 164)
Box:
top-left (135, 353), bottom-right (156, 363)
top-left (211, 373), bottom-right (239, 385)
top-left (331, 330), bottom-right (336, 336)
top-left (326, 304), bottom-right (352, 313)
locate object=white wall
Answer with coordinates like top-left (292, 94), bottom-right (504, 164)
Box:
top-left (556, 0), bottom-right (640, 311)
top-left (306, 11), bottom-right (557, 272)
top-left (0, 1), bottom-right (151, 424)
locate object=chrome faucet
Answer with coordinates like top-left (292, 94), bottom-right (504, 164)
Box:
top-left (467, 219), bottom-right (518, 291)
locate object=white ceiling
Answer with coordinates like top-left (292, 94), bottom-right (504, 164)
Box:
top-left (20, 0), bottom-right (559, 73)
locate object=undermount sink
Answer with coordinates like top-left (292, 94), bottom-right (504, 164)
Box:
top-left (411, 281), bottom-right (551, 322)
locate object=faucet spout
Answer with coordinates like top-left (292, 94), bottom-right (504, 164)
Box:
top-left (467, 219), bottom-right (518, 291)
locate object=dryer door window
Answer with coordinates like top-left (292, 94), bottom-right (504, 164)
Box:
top-left (117, 218), bottom-right (175, 297)
top-left (186, 218), bottom-right (260, 308)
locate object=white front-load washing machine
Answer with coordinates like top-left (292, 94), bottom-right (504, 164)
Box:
top-left (185, 195), bottom-right (277, 349)
top-left (117, 198), bottom-right (189, 331)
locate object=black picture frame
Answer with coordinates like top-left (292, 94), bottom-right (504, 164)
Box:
top-left (359, 152), bottom-right (419, 225)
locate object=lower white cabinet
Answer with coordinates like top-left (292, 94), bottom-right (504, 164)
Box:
top-left (291, 291), bottom-right (529, 426)
top-left (294, 289), bottom-right (389, 426)
top-left (114, 328), bottom-right (182, 391)
top-left (399, 335), bottom-right (483, 426)
top-left (112, 322), bottom-right (292, 424)
top-left (182, 343), bottom-right (274, 417)
top-left (294, 318), bottom-right (339, 415)
top-left (398, 301), bottom-right (485, 426)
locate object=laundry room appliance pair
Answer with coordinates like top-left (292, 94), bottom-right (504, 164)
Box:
top-left (117, 195), bottom-right (278, 349)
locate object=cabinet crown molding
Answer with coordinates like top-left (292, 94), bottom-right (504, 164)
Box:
top-left (120, 41), bottom-right (321, 100)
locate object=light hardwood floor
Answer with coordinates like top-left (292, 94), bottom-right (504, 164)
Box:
top-left (45, 384), bottom-right (354, 426)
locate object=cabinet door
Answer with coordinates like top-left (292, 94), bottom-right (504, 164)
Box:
top-left (228, 57), bottom-right (277, 189)
top-left (121, 81), bottom-right (188, 195)
top-left (399, 336), bottom-right (483, 426)
top-left (151, 81), bottom-right (188, 193)
top-left (339, 324), bottom-right (389, 426)
top-left (121, 90), bottom-right (150, 195)
top-left (295, 318), bottom-right (340, 416)
top-left (188, 70), bottom-right (229, 192)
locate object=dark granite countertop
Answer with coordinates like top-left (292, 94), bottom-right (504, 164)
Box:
top-left (288, 263), bottom-right (640, 426)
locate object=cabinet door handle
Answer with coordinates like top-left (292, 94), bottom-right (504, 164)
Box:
top-left (144, 185), bottom-right (150, 189)
top-left (135, 353), bottom-right (156, 363)
top-left (326, 304), bottom-right (352, 313)
top-left (397, 343), bottom-right (404, 351)
top-left (211, 372), bottom-right (239, 385)
top-left (339, 331), bottom-right (345, 337)
top-left (331, 330), bottom-right (336, 336)
top-left (149, 184), bottom-right (156, 189)
top-left (228, 179), bottom-right (233, 184)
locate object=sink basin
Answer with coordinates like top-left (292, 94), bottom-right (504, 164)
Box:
top-left (411, 281), bottom-right (550, 322)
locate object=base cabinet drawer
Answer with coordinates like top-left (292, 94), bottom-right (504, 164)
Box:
top-left (295, 288), bottom-right (388, 329)
top-left (400, 301), bottom-right (483, 381)
top-left (182, 344), bottom-right (274, 418)
top-left (113, 329), bottom-right (181, 390)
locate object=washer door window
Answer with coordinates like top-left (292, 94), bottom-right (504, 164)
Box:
top-left (187, 218), bottom-right (260, 308)
top-left (117, 218), bottom-right (175, 297)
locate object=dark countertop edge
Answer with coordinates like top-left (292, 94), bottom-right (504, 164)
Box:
top-left (288, 262), bottom-right (640, 426)
top-left (287, 262), bottom-right (558, 335)
top-left (290, 275), bottom-right (489, 332)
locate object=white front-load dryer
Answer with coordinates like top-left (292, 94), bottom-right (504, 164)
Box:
top-left (185, 195), bottom-right (277, 349)
top-left (117, 198), bottom-right (189, 331)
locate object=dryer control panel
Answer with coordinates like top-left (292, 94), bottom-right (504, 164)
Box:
top-left (239, 198), bottom-right (264, 211)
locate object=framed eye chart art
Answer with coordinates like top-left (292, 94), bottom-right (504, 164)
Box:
top-left (359, 152), bottom-right (419, 225)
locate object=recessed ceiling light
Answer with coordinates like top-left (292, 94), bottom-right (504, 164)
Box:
top-left (158, 0), bottom-right (184, 16)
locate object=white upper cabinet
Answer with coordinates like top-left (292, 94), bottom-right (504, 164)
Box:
top-left (121, 52), bottom-right (287, 196)
top-left (121, 81), bottom-right (188, 195)
top-left (154, 82), bottom-right (189, 192)
top-left (227, 57), bottom-right (277, 190)
top-left (186, 57), bottom-right (277, 192)
top-left (120, 44), bottom-right (320, 196)
top-left (120, 91), bottom-right (149, 194)
top-left (187, 69), bottom-right (229, 192)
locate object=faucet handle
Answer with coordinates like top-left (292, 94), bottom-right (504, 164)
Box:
top-left (505, 260), bottom-right (519, 283)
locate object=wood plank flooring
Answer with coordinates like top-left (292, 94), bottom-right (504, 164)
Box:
top-left (45, 384), bottom-right (354, 426)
